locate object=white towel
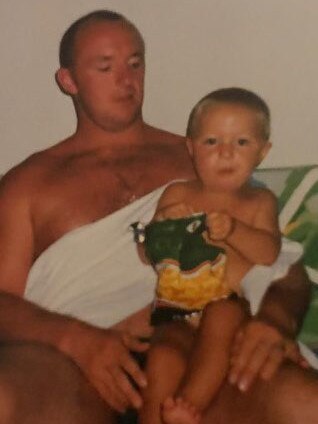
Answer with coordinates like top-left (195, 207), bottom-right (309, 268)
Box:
top-left (241, 237), bottom-right (303, 315)
top-left (241, 238), bottom-right (318, 369)
top-left (24, 185), bottom-right (167, 328)
top-left (24, 184), bottom-right (318, 368)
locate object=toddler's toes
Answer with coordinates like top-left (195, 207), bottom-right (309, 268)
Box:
top-left (163, 396), bottom-right (202, 424)
top-left (163, 396), bottom-right (175, 410)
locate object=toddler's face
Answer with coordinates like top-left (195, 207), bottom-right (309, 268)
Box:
top-left (187, 103), bottom-right (271, 192)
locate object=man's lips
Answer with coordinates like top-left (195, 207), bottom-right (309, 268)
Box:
top-left (114, 93), bottom-right (135, 102)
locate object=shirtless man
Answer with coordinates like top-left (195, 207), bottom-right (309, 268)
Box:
top-left (0, 9), bottom-right (317, 424)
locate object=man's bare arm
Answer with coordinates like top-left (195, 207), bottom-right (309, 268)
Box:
top-left (0, 170), bottom-right (147, 412)
top-left (256, 261), bottom-right (311, 336)
top-left (0, 170), bottom-right (35, 295)
top-left (229, 261), bottom-right (311, 391)
top-left (0, 290), bottom-right (148, 411)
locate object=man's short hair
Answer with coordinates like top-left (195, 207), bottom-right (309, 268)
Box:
top-left (59, 10), bottom-right (144, 68)
top-left (186, 87), bottom-right (271, 141)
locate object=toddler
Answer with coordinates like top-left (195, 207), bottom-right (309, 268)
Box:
top-left (137, 87), bottom-right (280, 424)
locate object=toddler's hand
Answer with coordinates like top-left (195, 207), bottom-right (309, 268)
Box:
top-left (154, 203), bottom-right (194, 221)
top-left (206, 212), bottom-right (234, 241)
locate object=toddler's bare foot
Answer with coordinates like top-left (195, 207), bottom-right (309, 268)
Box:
top-left (162, 396), bottom-right (201, 424)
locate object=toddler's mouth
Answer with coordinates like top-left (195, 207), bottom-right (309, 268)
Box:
top-left (218, 167), bottom-right (235, 174)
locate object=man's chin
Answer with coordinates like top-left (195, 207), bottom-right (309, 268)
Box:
top-left (108, 109), bottom-right (142, 132)
top-left (103, 111), bottom-right (142, 133)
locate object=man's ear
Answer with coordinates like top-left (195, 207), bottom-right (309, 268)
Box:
top-left (258, 141), bottom-right (272, 164)
top-left (55, 68), bottom-right (78, 95)
top-left (186, 138), bottom-right (194, 157)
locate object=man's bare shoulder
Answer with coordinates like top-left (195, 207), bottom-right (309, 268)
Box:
top-left (0, 149), bottom-right (63, 262)
top-left (1, 150), bottom-right (58, 190)
top-left (144, 125), bottom-right (194, 179)
top-left (0, 140), bottom-right (73, 206)
top-left (144, 124), bottom-right (185, 144)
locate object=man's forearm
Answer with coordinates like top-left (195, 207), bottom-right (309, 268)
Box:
top-left (0, 290), bottom-right (83, 352)
top-left (0, 290), bottom-right (148, 411)
top-left (228, 261), bottom-right (312, 391)
top-left (256, 261), bottom-right (311, 338)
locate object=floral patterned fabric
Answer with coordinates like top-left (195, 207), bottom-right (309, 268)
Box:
top-left (277, 165), bottom-right (318, 349)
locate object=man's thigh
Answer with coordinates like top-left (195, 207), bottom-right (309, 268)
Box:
top-left (0, 341), bottom-right (113, 424)
top-left (202, 362), bottom-right (318, 424)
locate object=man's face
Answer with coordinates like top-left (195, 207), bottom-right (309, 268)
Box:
top-left (66, 21), bottom-right (145, 132)
top-left (187, 103), bottom-right (271, 192)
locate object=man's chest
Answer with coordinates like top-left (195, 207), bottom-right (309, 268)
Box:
top-left (32, 157), bottom-right (173, 257)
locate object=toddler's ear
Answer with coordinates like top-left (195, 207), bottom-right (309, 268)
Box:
top-left (186, 138), bottom-right (194, 157)
top-left (259, 141), bottom-right (272, 163)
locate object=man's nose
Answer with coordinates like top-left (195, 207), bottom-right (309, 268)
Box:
top-left (116, 67), bottom-right (133, 85)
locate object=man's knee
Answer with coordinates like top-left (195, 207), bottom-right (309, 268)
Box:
top-left (202, 360), bottom-right (318, 424)
top-left (0, 381), bottom-right (15, 424)
top-left (0, 342), bottom-right (110, 423)
top-left (272, 362), bottom-right (318, 401)
top-left (241, 362), bottom-right (318, 424)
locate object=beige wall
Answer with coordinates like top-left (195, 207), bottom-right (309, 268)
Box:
top-left (1, 0), bottom-right (318, 173)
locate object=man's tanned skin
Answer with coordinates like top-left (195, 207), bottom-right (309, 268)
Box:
top-left (0, 14), bottom-right (194, 419)
top-left (0, 10), bottom-right (317, 424)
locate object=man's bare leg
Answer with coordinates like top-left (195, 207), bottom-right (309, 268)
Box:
top-left (0, 341), bottom-right (114, 424)
top-left (202, 362), bottom-right (318, 424)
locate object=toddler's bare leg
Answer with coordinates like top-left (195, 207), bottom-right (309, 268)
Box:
top-left (139, 321), bottom-right (195, 424)
top-left (162, 298), bottom-right (247, 423)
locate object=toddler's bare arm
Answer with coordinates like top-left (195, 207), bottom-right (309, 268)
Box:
top-left (217, 190), bottom-right (281, 265)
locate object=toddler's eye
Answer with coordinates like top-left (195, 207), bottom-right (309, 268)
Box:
top-left (205, 138), bottom-right (217, 145)
top-left (237, 138), bottom-right (249, 146)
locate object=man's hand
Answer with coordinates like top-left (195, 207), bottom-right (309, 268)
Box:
top-left (206, 212), bottom-right (234, 241)
top-left (64, 326), bottom-right (149, 412)
top-left (228, 318), bottom-right (308, 392)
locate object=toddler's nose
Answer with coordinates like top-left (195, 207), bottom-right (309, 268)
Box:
top-left (218, 143), bottom-right (233, 158)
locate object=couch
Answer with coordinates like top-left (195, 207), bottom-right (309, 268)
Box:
top-left (255, 165), bottom-right (318, 352)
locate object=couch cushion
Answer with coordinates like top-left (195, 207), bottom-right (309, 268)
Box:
top-left (275, 165), bottom-right (318, 350)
